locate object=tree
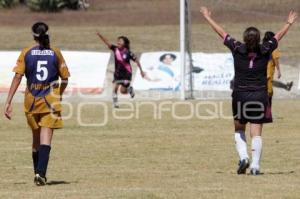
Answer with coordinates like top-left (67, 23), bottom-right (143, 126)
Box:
top-left (0, 0), bottom-right (15, 8)
top-left (0, 0), bottom-right (89, 11)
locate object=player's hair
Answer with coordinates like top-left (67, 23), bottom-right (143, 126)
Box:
top-left (118, 36), bottom-right (130, 50)
top-left (159, 53), bottom-right (177, 62)
top-left (243, 27), bottom-right (261, 52)
top-left (32, 22), bottom-right (50, 49)
top-left (263, 31), bottom-right (275, 43)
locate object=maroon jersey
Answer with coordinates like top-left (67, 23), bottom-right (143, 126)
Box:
top-left (110, 45), bottom-right (137, 77)
top-left (224, 35), bottom-right (278, 91)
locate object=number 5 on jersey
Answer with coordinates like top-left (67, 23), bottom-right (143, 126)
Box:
top-left (36, 60), bottom-right (48, 81)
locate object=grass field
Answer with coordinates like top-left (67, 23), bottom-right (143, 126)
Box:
top-left (0, 100), bottom-right (299, 199)
top-left (1, 0), bottom-right (300, 63)
top-left (1, 22), bottom-right (300, 62)
top-left (0, 0), bottom-right (300, 198)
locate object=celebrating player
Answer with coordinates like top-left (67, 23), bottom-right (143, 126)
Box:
top-left (264, 31), bottom-right (293, 103)
top-left (200, 7), bottom-right (297, 175)
top-left (4, 22), bottom-right (70, 185)
top-left (96, 33), bottom-right (145, 108)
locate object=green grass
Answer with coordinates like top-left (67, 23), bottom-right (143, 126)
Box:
top-left (1, 22), bottom-right (300, 61)
top-left (1, 0), bottom-right (300, 64)
top-left (0, 100), bottom-right (300, 199)
top-left (0, 1), bottom-right (299, 197)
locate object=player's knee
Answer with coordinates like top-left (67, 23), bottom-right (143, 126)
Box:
top-left (234, 121), bottom-right (246, 131)
top-left (32, 141), bottom-right (40, 150)
top-left (120, 87), bottom-right (128, 94)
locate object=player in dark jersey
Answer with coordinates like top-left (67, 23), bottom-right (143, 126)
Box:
top-left (200, 7), bottom-right (297, 175)
top-left (4, 22), bottom-right (70, 185)
top-left (96, 33), bottom-right (145, 108)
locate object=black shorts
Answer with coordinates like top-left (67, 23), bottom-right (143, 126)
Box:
top-left (232, 90), bottom-right (272, 124)
top-left (113, 71), bottom-right (132, 88)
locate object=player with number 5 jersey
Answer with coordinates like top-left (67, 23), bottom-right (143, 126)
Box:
top-left (4, 22), bottom-right (70, 186)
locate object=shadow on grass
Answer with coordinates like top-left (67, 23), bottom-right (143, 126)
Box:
top-left (264, 171), bottom-right (295, 175)
top-left (13, 180), bottom-right (79, 186)
top-left (218, 171), bottom-right (295, 175)
top-left (47, 180), bottom-right (78, 186)
top-left (251, 171), bottom-right (295, 176)
top-left (13, 182), bottom-right (27, 185)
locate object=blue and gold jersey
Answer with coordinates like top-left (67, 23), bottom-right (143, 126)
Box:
top-left (13, 45), bottom-right (70, 113)
top-left (267, 48), bottom-right (280, 95)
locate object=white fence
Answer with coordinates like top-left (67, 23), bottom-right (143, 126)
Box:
top-left (0, 51), bottom-right (110, 93)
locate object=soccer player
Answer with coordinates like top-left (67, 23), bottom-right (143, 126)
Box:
top-left (96, 33), bottom-right (145, 108)
top-left (200, 7), bottom-right (297, 175)
top-left (264, 31), bottom-right (293, 102)
top-left (4, 22), bottom-right (70, 185)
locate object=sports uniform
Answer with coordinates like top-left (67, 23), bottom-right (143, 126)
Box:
top-left (13, 45), bottom-right (70, 130)
top-left (267, 49), bottom-right (280, 96)
top-left (224, 34), bottom-right (278, 124)
top-left (110, 45), bottom-right (137, 88)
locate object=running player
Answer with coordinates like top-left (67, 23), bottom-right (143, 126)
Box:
top-left (200, 7), bottom-right (297, 175)
top-left (96, 33), bottom-right (145, 108)
top-left (4, 22), bottom-right (70, 185)
top-left (264, 31), bottom-right (293, 102)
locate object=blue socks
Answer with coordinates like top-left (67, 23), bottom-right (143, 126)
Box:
top-left (37, 145), bottom-right (51, 178)
top-left (32, 151), bottom-right (39, 174)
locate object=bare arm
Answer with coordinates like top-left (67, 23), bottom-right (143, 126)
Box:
top-left (60, 78), bottom-right (68, 97)
top-left (200, 7), bottom-right (227, 39)
top-left (135, 59), bottom-right (146, 78)
top-left (4, 73), bottom-right (23, 120)
top-left (96, 32), bottom-right (113, 49)
top-left (275, 11), bottom-right (298, 41)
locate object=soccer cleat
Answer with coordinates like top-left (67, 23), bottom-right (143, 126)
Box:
top-left (128, 86), bottom-right (135, 98)
top-left (250, 168), bottom-right (260, 176)
top-left (34, 174), bottom-right (47, 186)
top-left (237, 158), bottom-right (250, 175)
top-left (286, 81), bottom-right (293, 91)
top-left (113, 102), bottom-right (119, 108)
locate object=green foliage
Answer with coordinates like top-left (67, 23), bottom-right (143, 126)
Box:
top-left (26, 0), bottom-right (80, 11)
top-left (0, 0), bottom-right (83, 11)
top-left (0, 0), bottom-right (15, 8)
top-left (66, 0), bottom-right (80, 9)
top-left (27, 0), bottom-right (65, 11)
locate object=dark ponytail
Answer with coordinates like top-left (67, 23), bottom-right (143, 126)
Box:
top-left (243, 27), bottom-right (260, 52)
top-left (118, 36), bottom-right (130, 50)
top-left (32, 22), bottom-right (50, 49)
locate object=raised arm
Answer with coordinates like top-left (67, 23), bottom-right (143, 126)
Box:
top-left (200, 7), bottom-right (227, 39)
top-left (275, 10), bottom-right (298, 41)
top-left (96, 32), bottom-right (112, 49)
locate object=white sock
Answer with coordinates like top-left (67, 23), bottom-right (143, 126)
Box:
top-left (113, 93), bottom-right (118, 104)
top-left (234, 131), bottom-right (249, 160)
top-left (251, 136), bottom-right (262, 170)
